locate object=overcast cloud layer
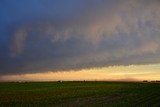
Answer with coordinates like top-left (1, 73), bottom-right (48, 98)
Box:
top-left (0, 0), bottom-right (160, 75)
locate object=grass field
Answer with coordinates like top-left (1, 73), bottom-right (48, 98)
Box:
top-left (0, 81), bottom-right (160, 107)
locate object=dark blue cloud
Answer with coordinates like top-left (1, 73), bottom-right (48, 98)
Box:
top-left (1, 0), bottom-right (160, 75)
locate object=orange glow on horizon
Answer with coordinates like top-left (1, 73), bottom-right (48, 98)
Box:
top-left (1, 64), bottom-right (160, 81)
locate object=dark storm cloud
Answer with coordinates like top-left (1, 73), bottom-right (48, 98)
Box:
top-left (1, 0), bottom-right (160, 75)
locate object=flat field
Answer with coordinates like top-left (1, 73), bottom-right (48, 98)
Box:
top-left (0, 81), bottom-right (160, 107)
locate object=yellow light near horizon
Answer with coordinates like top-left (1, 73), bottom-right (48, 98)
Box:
top-left (1, 64), bottom-right (160, 81)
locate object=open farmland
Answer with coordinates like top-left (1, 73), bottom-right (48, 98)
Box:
top-left (0, 81), bottom-right (160, 107)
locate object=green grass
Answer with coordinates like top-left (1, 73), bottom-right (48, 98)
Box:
top-left (0, 81), bottom-right (160, 107)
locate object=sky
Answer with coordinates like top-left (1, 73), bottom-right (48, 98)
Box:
top-left (0, 0), bottom-right (160, 81)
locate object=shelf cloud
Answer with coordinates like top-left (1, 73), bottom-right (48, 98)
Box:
top-left (0, 0), bottom-right (160, 75)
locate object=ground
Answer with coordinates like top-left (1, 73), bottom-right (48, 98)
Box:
top-left (0, 81), bottom-right (160, 107)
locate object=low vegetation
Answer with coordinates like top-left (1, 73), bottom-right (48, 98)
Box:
top-left (0, 81), bottom-right (160, 107)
